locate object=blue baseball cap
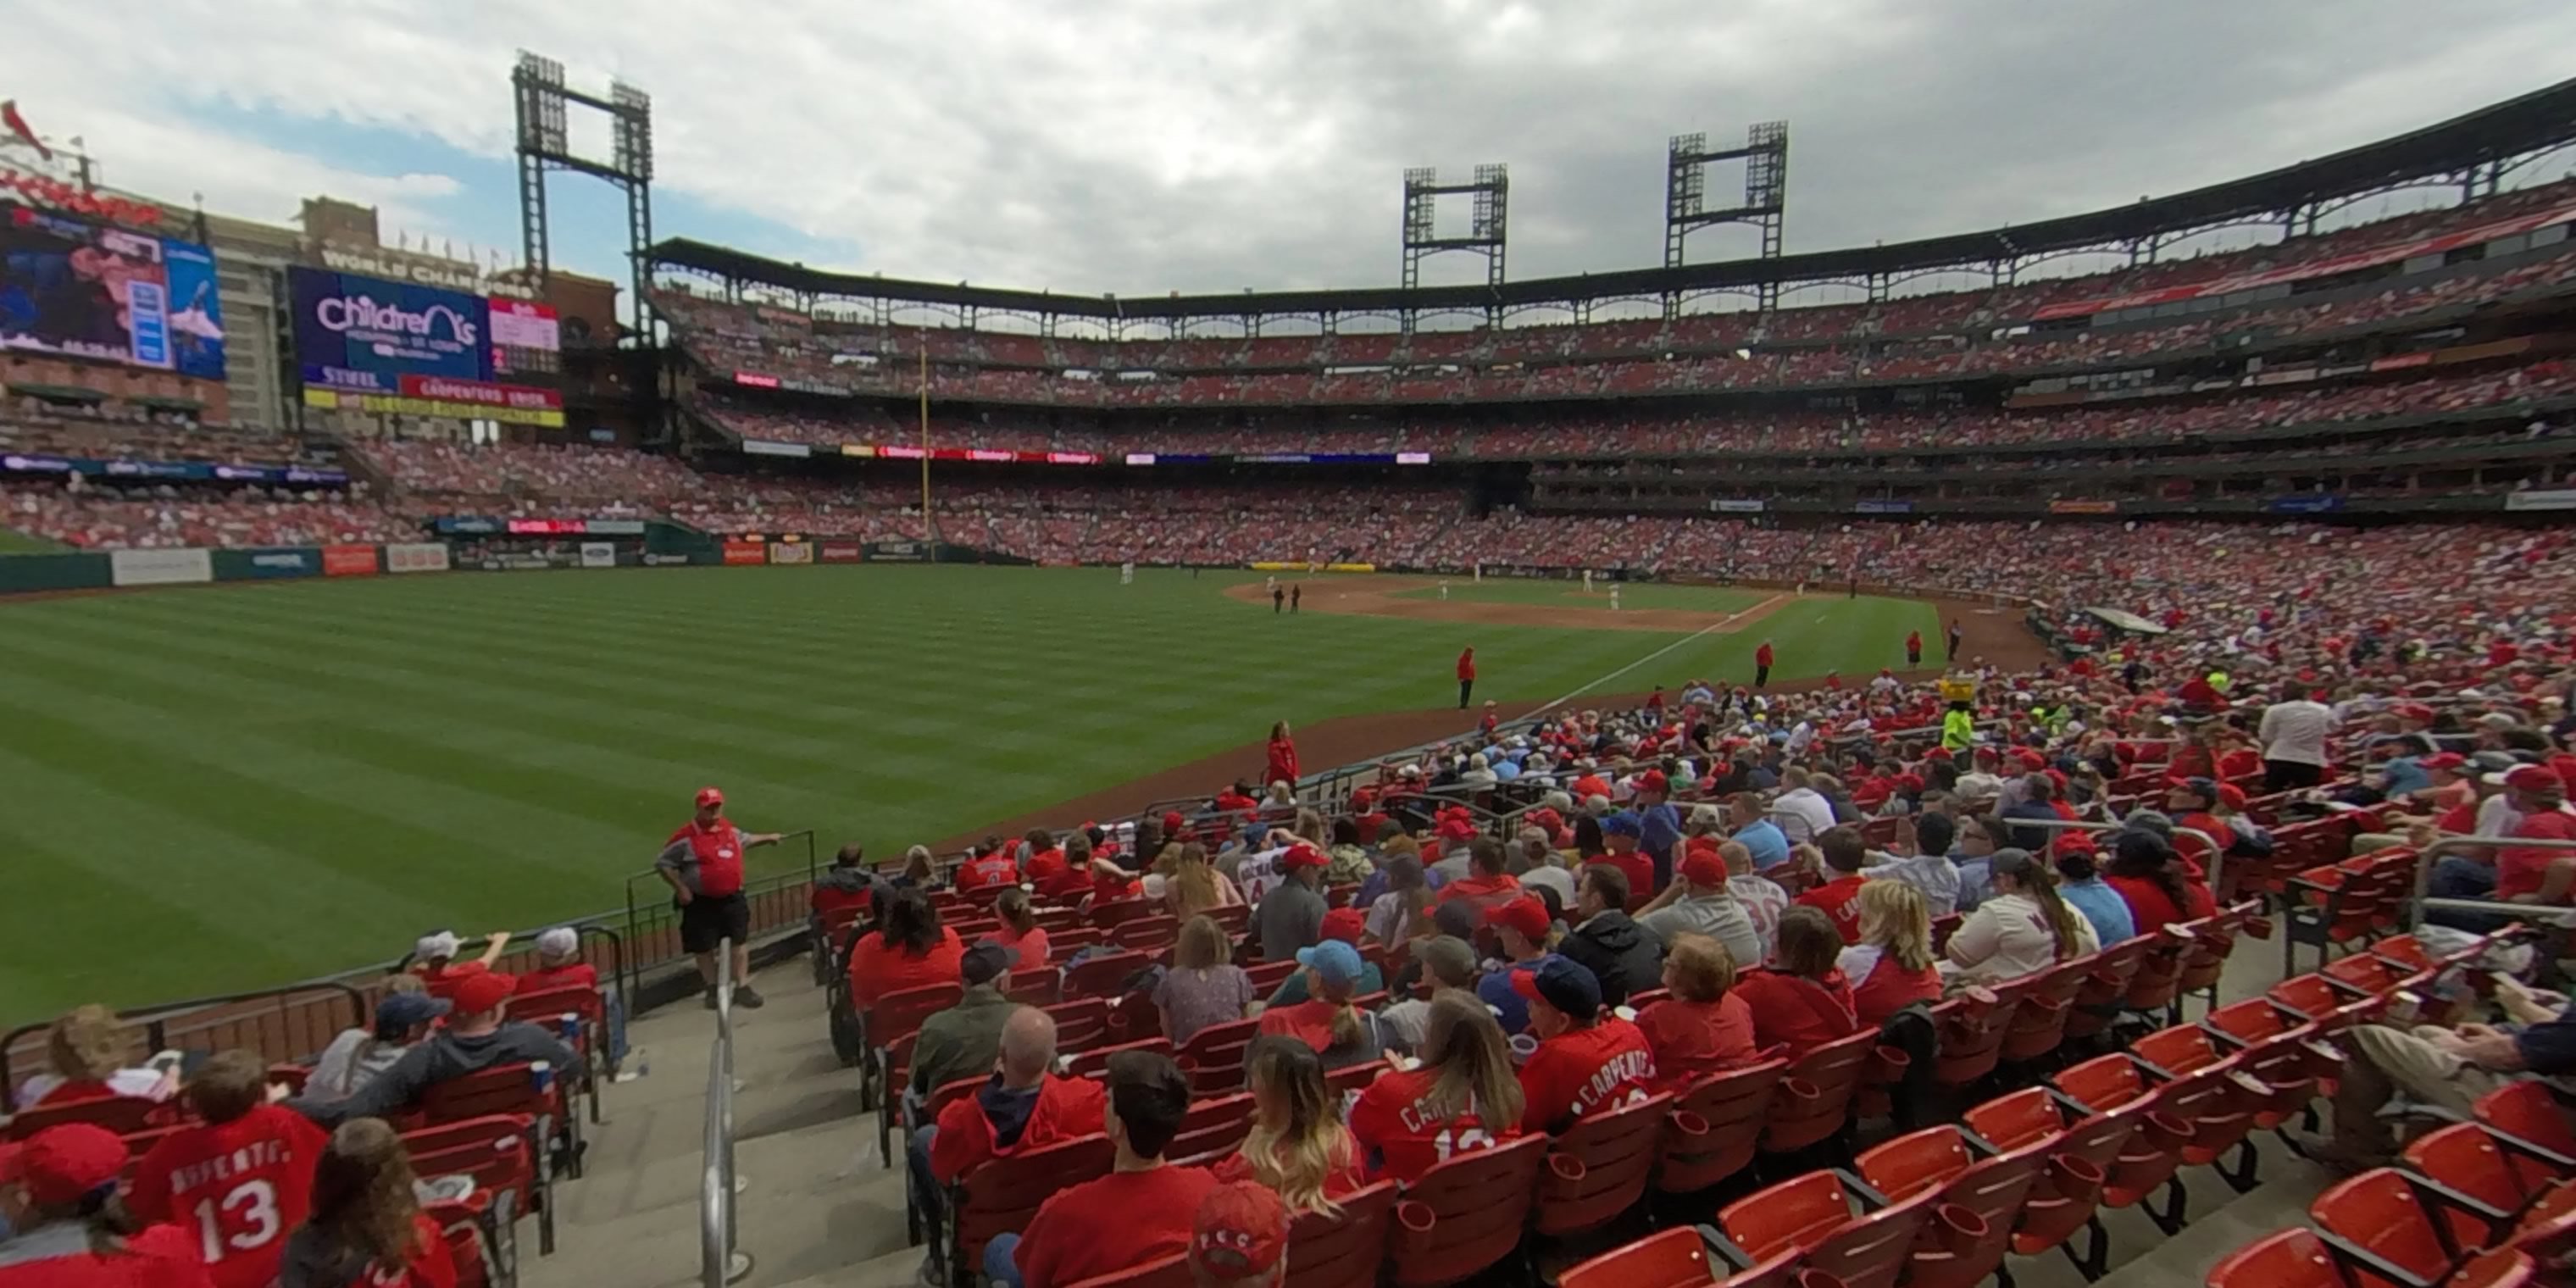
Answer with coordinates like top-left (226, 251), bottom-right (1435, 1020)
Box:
top-left (1294, 939), bottom-right (1365, 989)
top-left (1600, 812), bottom-right (1643, 839)
top-left (375, 991), bottom-right (452, 1036)
top-left (1510, 955), bottom-right (1603, 1022)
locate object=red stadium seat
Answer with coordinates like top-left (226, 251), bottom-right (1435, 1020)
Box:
top-left (1386, 1133), bottom-right (1549, 1288)
top-left (1061, 1255), bottom-right (1191, 1288)
top-left (2127, 1026), bottom-right (2264, 1185)
top-left (2051, 1054), bottom-right (2195, 1234)
top-left (1164, 1092), bottom-right (1255, 1166)
top-left (1064, 1037), bottom-right (1174, 1080)
top-left (1174, 1018), bottom-right (1263, 1096)
top-left (2001, 958), bottom-right (2090, 1065)
top-left (1561, 1227), bottom-right (1722, 1288)
top-left (1063, 950), bottom-right (1152, 1000)
top-left (1287, 1179), bottom-right (1397, 1288)
top-left (1041, 997), bottom-right (1110, 1053)
top-left (1960, 1088), bottom-right (2114, 1274)
top-left (2309, 1168), bottom-right (2478, 1288)
top-left (6, 1091), bottom-right (164, 1141)
top-left (403, 1113), bottom-right (548, 1259)
top-left (1763, 1030), bottom-right (1879, 1156)
top-left (1717, 1169), bottom-right (1935, 1288)
top-left (1533, 1091), bottom-right (1672, 1240)
top-left (1853, 1126), bottom-right (2044, 1288)
top-left (2066, 935), bottom-right (2151, 1042)
top-left (1659, 1060), bottom-right (1787, 1195)
top-left (2204, 1229), bottom-right (2345, 1288)
top-left (949, 1133), bottom-right (1116, 1282)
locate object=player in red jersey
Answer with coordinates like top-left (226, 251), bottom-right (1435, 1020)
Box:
top-left (276, 1119), bottom-right (457, 1288)
top-left (1347, 994), bottom-right (1525, 1182)
top-left (126, 1052), bottom-right (328, 1288)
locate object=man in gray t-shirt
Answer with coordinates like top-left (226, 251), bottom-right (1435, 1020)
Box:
top-left (1635, 848), bottom-right (1763, 969)
top-left (1255, 845), bottom-right (1330, 962)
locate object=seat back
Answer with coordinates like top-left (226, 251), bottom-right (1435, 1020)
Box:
top-left (1387, 1132), bottom-right (1549, 1288)
top-left (2120, 929), bottom-right (2190, 1013)
top-left (1660, 1060), bottom-right (1787, 1193)
top-left (1559, 1228), bottom-right (1720, 1288)
top-left (1288, 1179), bottom-right (1398, 1288)
top-left (419, 1063), bottom-right (554, 1125)
top-left (1931, 985), bottom-right (2016, 1089)
top-left (869, 983), bottom-right (965, 1052)
top-left (2473, 1082), bottom-right (2576, 1191)
top-left (1063, 950), bottom-right (1152, 1000)
top-left (1721, 1170), bottom-right (1860, 1265)
top-left (1961, 1088), bottom-right (2062, 1153)
top-left (1175, 1018), bottom-right (1264, 1096)
top-left (1802, 1190), bottom-right (1936, 1288)
top-left (1535, 1091), bottom-right (1673, 1237)
top-left (1063, 1037), bottom-right (1174, 1080)
top-left (1854, 1126), bottom-right (1974, 1202)
top-left (2001, 958), bottom-right (2089, 1063)
top-left (1166, 1092), bottom-right (1256, 1166)
top-left (1041, 997), bottom-right (1110, 1053)
top-left (2067, 936), bottom-right (2150, 1040)
top-left (2131, 1024), bottom-right (2226, 1077)
top-left (2052, 1052), bottom-right (2151, 1113)
top-left (505, 985), bottom-right (605, 1040)
top-left (1763, 1030), bottom-right (1879, 1154)
top-left (4, 1092), bottom-right (159, 1140)
top-left (1090, 898), bottom-right (1157, 930)
top-left (2202, 999), bottom-right (2297, 1047)
top-left (2204, 1229), bottom-right (2347, 1288)
top-left (1904, 1146), bottom-right (2046, 1288)
top-left (2310, 1169), bottom-right (2456, 1288)
top-left (953, 1133), bottom-right (1116, 1267)
top-left (1112, 915), bottom-right (1181, 954)
top-left (2403, 1122), bottom-right (2532, 1249)
top-left (1245, 960), bottom-right (1299, 994)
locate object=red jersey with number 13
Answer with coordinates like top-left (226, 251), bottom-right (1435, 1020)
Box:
top-left (125, 1104), bottom-right (330, 1288)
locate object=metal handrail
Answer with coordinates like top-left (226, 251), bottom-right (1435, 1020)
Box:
top-left (703, 938), bottom-right (749, 1285)
top-left (2406, 832), bottom-right (2576, 928)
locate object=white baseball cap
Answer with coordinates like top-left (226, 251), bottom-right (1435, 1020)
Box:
top-left (415, 930), bottom-right (463, 961)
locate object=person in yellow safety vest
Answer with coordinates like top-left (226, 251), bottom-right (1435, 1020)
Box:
top-left (1942, 704), bottom-right (1976, 753)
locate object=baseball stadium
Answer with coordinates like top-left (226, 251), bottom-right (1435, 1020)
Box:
top-left (4, 41), bottom-right (2576, 1288)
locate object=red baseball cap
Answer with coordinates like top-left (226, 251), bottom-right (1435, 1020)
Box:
top-left (1485, 896), bottom-right (1552, 943)
top-left (451, 971), bottom-right (520, 1014)
top-left (1637, 769), bottom-right (1669, 795)
top-left (1191, 1181), bottom-right (1290, 1283)
top-left (2422, 752), bottom-right (2468, 773)
top-left (2051, 832), bottom-right (2098, 858)
top-left (1, 1124), bottom-right (128, 1207)
top-left (2217, 783), bottom-right (2248, 809)
top-left (1679, 850), bottom-right (1727, 886)
top-left (1277, 844), bottom-right (1328, 874)
top-left (2506, 765), bottom-right (2562, 794)
top-left (1161, 811), bottom-right (1188, 835)
top-left (695, 786), bottom-right (724, 808)
top-left (1320, 908), bottom-right (1368, 945)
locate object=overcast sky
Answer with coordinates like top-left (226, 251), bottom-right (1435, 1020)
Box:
top-left (7, 1), bottom-right (2575, 297)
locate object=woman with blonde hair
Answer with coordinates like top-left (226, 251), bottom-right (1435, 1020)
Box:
top-left (1347, 993), bottom-right (1525, 1182)
top-left (1151, 915), bottom-right (1257, 1045)
top-left (1215, 1036), bottom-right (1367, 1213)
top-left (1363, 855), bottom-right (1433, 948)
top-left (279, 1117), bottom-right (455, 1286)
top-left (1166, 841), bottom-right (1243, 921)
top-left (14, 1004), bottom-right (177, 1108)
top-left (1839, 880), bottom-right (1945, 1025)
top-left (1949, 847), bottom-right (2100, 981)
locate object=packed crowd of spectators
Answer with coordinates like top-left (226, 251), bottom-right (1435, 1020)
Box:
top-left (651, 178), bottom-right (2576, 411)
top-left (0, 401), bottom-right (337, 468)
top-left (686, 360), bottom-right (2576, 460)
top-left (3, 480), bottom-right (418, 548)
top-left (353, 438), bottom-right (702, 508)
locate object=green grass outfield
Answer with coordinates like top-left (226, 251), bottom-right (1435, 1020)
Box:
top-left (0, 528), bottom-right (67, 554)
top-left (1391, 581), bottom-right (1779, 613)
top-left (0, 565), bottom-right (1937, 1016)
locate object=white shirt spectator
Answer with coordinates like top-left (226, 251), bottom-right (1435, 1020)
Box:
top-left (2257, 698), bottom-right (2337, 768)
top-left (1774, 786), bottom-right (1836, 843)
top-left (1945, 891), bottom-right (2101, 982)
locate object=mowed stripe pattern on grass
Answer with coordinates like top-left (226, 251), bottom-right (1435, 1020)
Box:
top-left (0, 566), bottom-right (1938, 1015)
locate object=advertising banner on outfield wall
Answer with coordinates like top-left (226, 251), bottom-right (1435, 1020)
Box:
top-left (2048, 500), bottom-right (2120, 515)
top-left (768, 541), bottom-right (813, 565)
top-left (323, 545), bottom-right (380, 577)
top-left (110, 548), bottom-right (213, 587)
top-left (867, 540), bottom-right (926, 563)
top-left (2506, 490), bottom-right (2576, 512)
top-left (384, 542), bottom-right (451, 574)
top-left (580, 542), bottom-right (616, 569)
top-left (819, 541), bottom-right (864, 564)
top-left (224, 547), bottom-right (321, 580)
top-left (1709, 499), bottom-right (1767, 514)
top-left (723, 540), bottom-right (767, 565)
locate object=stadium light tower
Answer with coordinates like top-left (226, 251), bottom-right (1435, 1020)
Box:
top-left (1665, 121), bottom-right (1788, 315)
top-left (1400, 164), bottom-right (1508, 328)
top-left (513, 52), bottom-right (656, 342)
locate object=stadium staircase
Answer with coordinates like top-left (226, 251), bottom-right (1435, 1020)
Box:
top-left (514, 930), bottom-right (2355, 1288)
top-left (523, 954), bottom-right (929, 1288)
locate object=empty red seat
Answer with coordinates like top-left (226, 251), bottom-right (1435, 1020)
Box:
top-left (1960, 1088), bottom-right (2115, 1274)
top-left (1063, 950), bottom-right (1152, 1000)
top-left (1174, 1018), bottom-right (1263, 1096)
top-left (2066, 936), bottom-right (2151, 1041)
top-left (1853, 1126), bottom-right (2043, 1288)
top-left (1930, 986), bottom-right (2015, 1091)
top-left (1165, 1092), bottom-right (1255, 1166)
top-left (1763, 1030), bottom-right (1880, 1156)
top-left (1561, 1228), bottom-right (1722, 1288)
top-left (1287, 1179), bottom-right (1397, 1288)
top-left (1063, 1037), bottom-right (1174, 1080)
top-left (1717, 1170), bottom-right (1935, 1288)
top-left (1387, 1133), bottom-right (1548, 1288)
top-left (2128, 1026), bottom-right (2265, 1178)
top-left (1535, 1091), bottom-right (1672, 1240)
top-left (2203, 1229), bottom-right (2344, 1288)
top-left (1660, 1060), bottom-right (1786, 1194)
top-left (2310, 1168), bottom-right (2470, 1288)
top-left (2052, 1054), bottom-right (2193, 1232)
top-left (1041, 997), bottom-right (1110, 1053)
top-left (2001, 959), bottom-right (2089, 1065)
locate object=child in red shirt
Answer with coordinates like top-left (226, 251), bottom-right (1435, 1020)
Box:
top-left (994, 1052), bottom-right (1216, 1288)
top-left (1794, 826), bottom-right (1873, 943)
top-left (125, 1052), bottom-right (329, 1288)
top-left (1348, 994), bottom-right (1527, 1181)
top-left (1512, 958), bottom-right (1656, 1134)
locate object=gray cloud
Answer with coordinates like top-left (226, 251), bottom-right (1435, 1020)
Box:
top-left (8, 0), bottom-right (2575, 298)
